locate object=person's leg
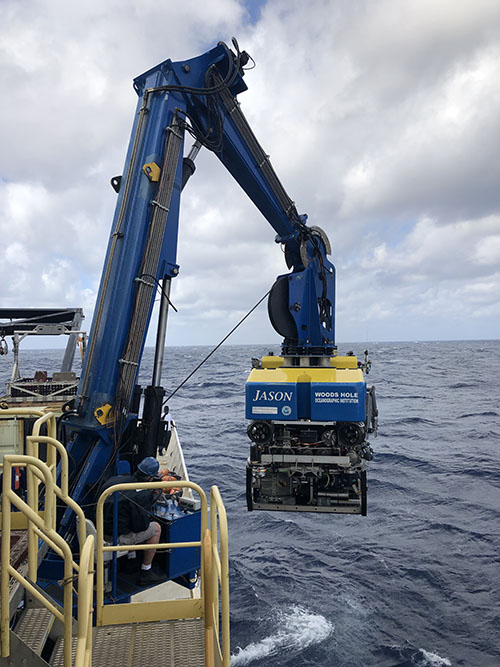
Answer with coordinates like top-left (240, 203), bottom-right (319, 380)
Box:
top-left (118, 521), bottom-right (160, 566)
top-left (118, 522), bottom-right (165, 584)
top-left (141, 521), bottom-right (161, 567)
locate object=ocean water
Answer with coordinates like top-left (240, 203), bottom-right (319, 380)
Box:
top-left (1, 340), bottom-right (499, 666)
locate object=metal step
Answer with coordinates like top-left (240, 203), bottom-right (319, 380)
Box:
top-left (0, 629), bottom-right (51, 666)
top-left (0, 530), bottom-right (29, 620)
top-left (14, 607), bottom-right (55, 655)
top-left (50, 618), bottom-right (205, 667)
top-left (49, 636), bottom-right (76, 667)
top-left (1, 530), bottom-right (51, 623)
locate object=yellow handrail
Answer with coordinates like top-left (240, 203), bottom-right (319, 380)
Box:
top-left (203, 529), bottom-right (215, 667)
top-left (1, 455), bottom-right (74, 666)
top-left (27, 412), bottom-right (63, 501)
top-left (94, 480), bottom-right (230, 664)
top-left (95, 480), bottom-right (208, 626)
top-left (210, 486), bottom-right (230, 667)
top-left (0, 408), bottom-right (51, 418)
top-left (26, 434), bottom-right (87, 548)
top-left (75, 535), bottom-right (95, 667)
top-left (0, 410), bottom-right (61, 577)
top-left (0, 411), bottom-right (231, 667)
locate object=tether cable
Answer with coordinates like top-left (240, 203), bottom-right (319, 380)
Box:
top-left (165, 288), bottom-right (271, 403)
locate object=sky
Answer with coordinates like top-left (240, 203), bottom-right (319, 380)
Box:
top-left (0, 0), bottom-right (499, 349)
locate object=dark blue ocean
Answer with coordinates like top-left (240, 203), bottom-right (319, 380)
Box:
top-left (2, 340), bottom-right (499, 666)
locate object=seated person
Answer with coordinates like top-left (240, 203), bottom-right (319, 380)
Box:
top-left (101, 457), bottom-right (165, 586)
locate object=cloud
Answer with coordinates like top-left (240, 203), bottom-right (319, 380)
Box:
top-left (0, 0), bottom-right (499, 350)
top-left (362, 216), bottom-right (500, 281)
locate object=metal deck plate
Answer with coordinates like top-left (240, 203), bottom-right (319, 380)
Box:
top-left (15, 607), bottom-right (55, 655)
top-left (1, 530), bottom-right (29, 599)
top-left (49, 636), bottom-right (76, 666)
top-left (50, 618), bottom-right (205, 667)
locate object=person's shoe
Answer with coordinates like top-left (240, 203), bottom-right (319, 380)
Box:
top-left (138, 568), bottom-right (167, 586)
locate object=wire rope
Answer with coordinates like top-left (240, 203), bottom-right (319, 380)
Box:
top-left (164, 288), bottom-right (271, 403)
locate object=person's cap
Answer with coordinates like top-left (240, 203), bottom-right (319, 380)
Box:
top-left (137, 457), bottom-right (160, 478)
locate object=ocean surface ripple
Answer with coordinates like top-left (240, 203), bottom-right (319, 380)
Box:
top-left (2, 340), bottom-right (498, 666)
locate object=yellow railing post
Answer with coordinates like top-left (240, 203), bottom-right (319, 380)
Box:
top-left (26, 441), bottom-right (38, 580)
top-left (203, 529), bottom-right (215, 667)
top-left (75, 535), bottom-right (95, 667)
top-left (210, 486), bottom-right (230, 667)
top-left (31, 411), bottom-right (58, 483)
top-left (1, 458), bottom-right (13, 657)
top-left (18, 411), bottom-right (58, 577)
top-left (31, 413), bottom-right (59, 531)
top-left (26, 434), bottom-right (86, 548)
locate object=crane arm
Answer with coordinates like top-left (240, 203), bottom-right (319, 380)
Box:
top-left (59, 40), bottom-right (373, 524)
top-left (75, 39), bottom-right (334, 428)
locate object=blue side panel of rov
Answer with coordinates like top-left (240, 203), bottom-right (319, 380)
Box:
top-left (245, 382), bottom-right (366, 422)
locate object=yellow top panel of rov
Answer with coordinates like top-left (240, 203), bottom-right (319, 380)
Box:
top-left (260, 355), bottom-right (359, 370)
top-left (330, 356), bottom-right (358, 369)
top-left (248, 365), bottom-right (364, 384)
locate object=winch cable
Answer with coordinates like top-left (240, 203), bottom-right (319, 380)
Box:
top-left (73, 288), bottom-right (271, 506)
top-left (78, 287), bottom-right (271, 500)
top-left (164, 288), bottom-right (271, 403)
top-left (140, 273), bottom-right (178, 312)
top-left (114, 113), bottom-right (184, 432)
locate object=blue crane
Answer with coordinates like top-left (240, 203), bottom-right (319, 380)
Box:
top-left (59, 39), bottom-right (376, 533)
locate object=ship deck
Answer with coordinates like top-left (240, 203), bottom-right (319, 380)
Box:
top-left (49, 618), bottom-right (205, 666)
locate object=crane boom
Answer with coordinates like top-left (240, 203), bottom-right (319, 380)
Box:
top-left (60, 39), bottom-right (375, 523)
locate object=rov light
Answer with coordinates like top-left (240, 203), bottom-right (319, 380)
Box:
top-left (337, 422), bottom-right (365, 447)
top-left (247, 420), bottom-right (273, 445)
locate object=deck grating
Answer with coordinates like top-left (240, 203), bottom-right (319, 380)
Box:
top-left (14, 607), bottom-right (54, 655)
top-left (50, 618), bottom-right (205, 667)
top-left (49, 636), bottom-right (77, 666)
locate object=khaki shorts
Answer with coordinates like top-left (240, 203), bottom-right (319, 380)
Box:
top-left (114, 521), bottom-right (159, 546)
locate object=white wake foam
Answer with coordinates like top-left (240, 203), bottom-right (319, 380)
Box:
top-left (231, 604), bottom-right (333, 666)
top-left (416, 648), bottom-right (452, 666)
